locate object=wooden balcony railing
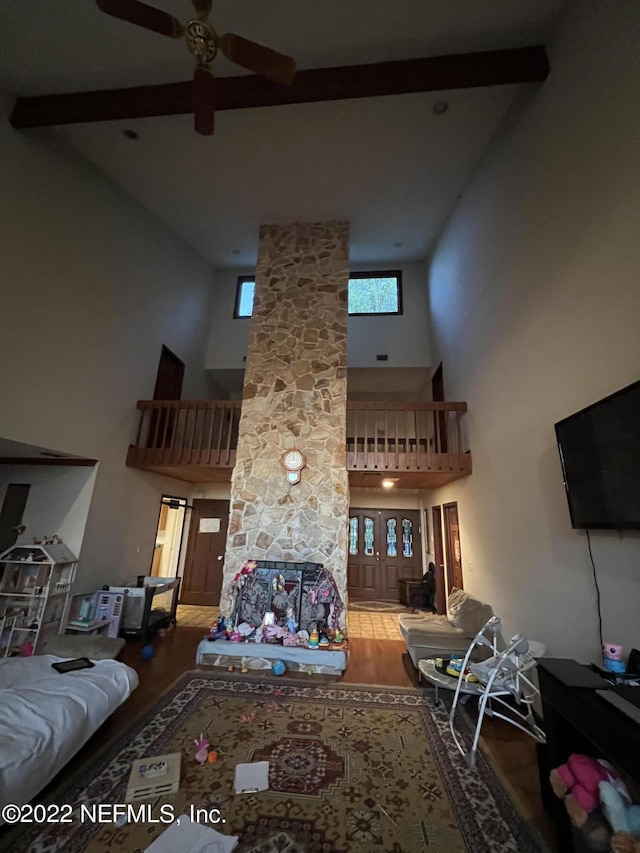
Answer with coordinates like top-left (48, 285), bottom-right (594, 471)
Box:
top-left (127, 399), bottom-right (471, 487)
top-left (346, 401), bottom-right (471, 487)
top-left (126, 400), bottom-right (241, 476)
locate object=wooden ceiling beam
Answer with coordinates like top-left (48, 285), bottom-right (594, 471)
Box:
top-left (10, 46), bottom-right (549, 129)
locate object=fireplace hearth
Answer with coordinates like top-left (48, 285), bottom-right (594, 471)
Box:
top-left (198, 559), bottom-right (349, 675)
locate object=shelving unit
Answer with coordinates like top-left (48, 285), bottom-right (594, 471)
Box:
top-left (0, 543), bottom-right (78, 657)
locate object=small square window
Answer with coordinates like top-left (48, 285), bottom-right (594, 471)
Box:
top-left (347, 272), bottom-right (402, 315)
top-left (234, 270), bottom-right (402, 317)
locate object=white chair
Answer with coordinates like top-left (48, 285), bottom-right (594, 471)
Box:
top-left (449, 615), bottom-right (546, 769)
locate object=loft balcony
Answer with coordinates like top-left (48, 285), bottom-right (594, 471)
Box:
top-left (126, 399), bottom-right (471, 489)
top-left (126, 400), bottom-right (241, 483)
top-left (346, 401), bottom-right (471, 488)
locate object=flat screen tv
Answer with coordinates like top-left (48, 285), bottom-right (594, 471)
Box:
top-left (554, 380), bottom-right (640, 529)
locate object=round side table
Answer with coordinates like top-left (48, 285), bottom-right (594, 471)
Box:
top-left (418, 658), bottom-right (483, 703)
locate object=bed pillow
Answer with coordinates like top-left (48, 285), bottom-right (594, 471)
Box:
top-left (447, 587), bottom-right (493, 634)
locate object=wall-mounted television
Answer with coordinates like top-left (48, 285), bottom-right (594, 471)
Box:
top-left (554, 380), bottom-right (640, 530)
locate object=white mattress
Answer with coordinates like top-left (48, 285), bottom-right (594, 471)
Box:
top-left (0, 654), bottom-right (138, 810)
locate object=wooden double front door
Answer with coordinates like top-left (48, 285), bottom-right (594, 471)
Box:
top-left (347, 509), bottom-right (422, 601)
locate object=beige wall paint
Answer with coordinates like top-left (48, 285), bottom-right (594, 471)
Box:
top-left (349, 488), bottom-right (423, 511)
top-left (427, 1), bottom-right (640, 661)
top-left (0, 103), bottom-right (216, 591)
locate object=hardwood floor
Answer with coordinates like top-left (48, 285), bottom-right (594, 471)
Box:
top-left (26, 625), bottom-right (559, 850)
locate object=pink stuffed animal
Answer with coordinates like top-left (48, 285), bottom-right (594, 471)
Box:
top-left (550, 754), bottom-right (623, 825)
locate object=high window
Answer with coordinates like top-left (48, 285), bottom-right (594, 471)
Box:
top-left (234, 271), bottom-right (402, 318)
top-left (234, 276), bottom-right (256, 319)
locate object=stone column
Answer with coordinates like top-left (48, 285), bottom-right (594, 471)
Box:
top-left (220, 222), bottom-right (350, 619)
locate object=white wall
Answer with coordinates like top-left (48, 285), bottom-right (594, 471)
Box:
top-left (0, 101), bottom-right (216, 591)
top-left (347, 262), bottom-right (431, 367)
top-left (0, 465), bottom-right (97, 560)
top-left (205, 262), bottom-right (432, 370)
top-left (427, 1), bottom-right (640, 662)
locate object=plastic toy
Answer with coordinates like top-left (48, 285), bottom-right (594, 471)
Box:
top-left (194, 733), bottom-right (210, 764)
top-left (208, 616), bottom-right (227, 639)
top-left (332, 631), bottom-right (344, 646)
top-left (141, 645), bottom-right (155, 661)
top-left (603, 643), bottom-right (626, 674)
top-left (446, 657), bottom-right (479, 682)
top-left (271, 659), bottom-right (285, 676)
top-left (286, 606), bottom-right (297, 634)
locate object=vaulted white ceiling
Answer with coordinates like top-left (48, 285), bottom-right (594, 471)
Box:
top-left (1, 1), bottom-right (563, 268)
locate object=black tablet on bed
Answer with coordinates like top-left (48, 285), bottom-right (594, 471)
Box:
top-left (51, 657), bottom-right (95, 674)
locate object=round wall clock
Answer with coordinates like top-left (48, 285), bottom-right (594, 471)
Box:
top-left (281, 449), bottom-right (306, 484)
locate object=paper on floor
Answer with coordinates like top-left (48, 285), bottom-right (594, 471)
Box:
top-left (144, 815), bottom-right (238, 852)
top-left (234, 760), bottom-right (270, 794)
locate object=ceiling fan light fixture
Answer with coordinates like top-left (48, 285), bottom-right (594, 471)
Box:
top-left (185, 18), bottom-right (218, 66)
top-left (94, 0), bottom-right (297, 137)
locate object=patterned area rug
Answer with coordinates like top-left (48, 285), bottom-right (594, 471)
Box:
top-left (5, 673), bottom-right (544, 853)
top-left (348, 601), bottom-right (407, 613)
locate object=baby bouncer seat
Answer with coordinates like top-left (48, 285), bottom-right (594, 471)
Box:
top-left (449, 615), bottom-right (546, 769)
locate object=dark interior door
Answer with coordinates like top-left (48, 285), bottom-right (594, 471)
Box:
top-left (443, 501), bottom-right (464, 592)
top-left (431, 362), bottom-right (448, 453)
top-left (432, 506), bottom-right (445, 614)
top-left (181, 499), bottom-right (229, 606)
top-left (348, 508), bottom-right (422, 601)
top-left (0, 484), bottom-right (30, 552)
top-left (149, 345), bottom-right (185, 448)
top-left (153, 345), bottom-right (184, 400)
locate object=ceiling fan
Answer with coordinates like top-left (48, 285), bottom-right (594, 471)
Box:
top-left (95, 0), bottom-right (297, 136)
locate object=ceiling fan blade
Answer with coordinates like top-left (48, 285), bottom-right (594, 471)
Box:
top-left (191, 0), bottom-right (212, 19)
top-left (218, 33), bottom-right (296, 86)
top-left (95, 0), bottom-right (184, 39)
top-left (193, 67), bottom-right (215, 136)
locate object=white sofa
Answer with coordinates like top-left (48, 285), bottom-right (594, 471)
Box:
top-left (0, 654), bottom-right (138, 811)
top-left (398, 587), bottom-right (494, 669)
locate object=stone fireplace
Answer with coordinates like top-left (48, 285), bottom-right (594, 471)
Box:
top-left (220, 222), bottom-right (350, 629)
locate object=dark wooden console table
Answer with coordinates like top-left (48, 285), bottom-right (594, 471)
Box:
top-left (398, 578), bottom-right (422, 606)
top-left (537, 658), bottom-right (640, 852)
